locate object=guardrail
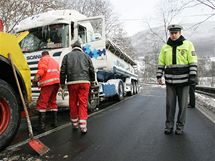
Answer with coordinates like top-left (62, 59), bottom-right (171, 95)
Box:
top-left (195, 86), bottom-right (215, 98)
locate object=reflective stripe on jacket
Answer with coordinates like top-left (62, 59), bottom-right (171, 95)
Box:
top-left (37, 55), bottom-right (60, 87)
top-left (156, 39), bottom-right (198, 85)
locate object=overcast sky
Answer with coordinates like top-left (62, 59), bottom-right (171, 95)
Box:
top-left (109, 0), bottom-right (215, 36)
top-left (110, 0), bottom-right (160, 36)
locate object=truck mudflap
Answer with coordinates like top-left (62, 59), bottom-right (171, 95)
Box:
top-left (88, 84), bottom-right (100, 111)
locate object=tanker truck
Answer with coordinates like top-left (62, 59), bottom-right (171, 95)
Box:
top-left (0, 20), bottom-right (32, 150)
top-left (14, 10), bottom-right (138, 110)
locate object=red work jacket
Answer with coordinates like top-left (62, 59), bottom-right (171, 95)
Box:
top-left (37, 55), bottom-right (60, 87)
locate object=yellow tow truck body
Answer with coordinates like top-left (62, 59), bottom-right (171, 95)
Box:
top-left (0, 30), bottom-right (32, 151)
top-left (0, 31), bottom-right (32, 102)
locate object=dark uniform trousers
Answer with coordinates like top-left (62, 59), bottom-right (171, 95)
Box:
top-left (166, 85), bottom-right (189, 130)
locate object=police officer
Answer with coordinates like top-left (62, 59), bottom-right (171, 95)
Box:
top-left (156, 24), bottom-right (198, 135)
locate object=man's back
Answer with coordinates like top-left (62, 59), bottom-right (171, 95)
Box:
top-left (60, 48), bottom-right (95, 84)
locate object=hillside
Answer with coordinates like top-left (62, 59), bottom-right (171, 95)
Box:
top-left (131, 21), bottom-right (215, 58)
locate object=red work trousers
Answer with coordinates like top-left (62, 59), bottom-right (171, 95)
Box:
top-left (37, 84), bottom-right (59, 112)
top-left (68, 83), bottom-right (90, 125)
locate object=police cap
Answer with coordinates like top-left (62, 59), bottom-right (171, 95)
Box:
top-left (167, 24), bottom-right (183, 32)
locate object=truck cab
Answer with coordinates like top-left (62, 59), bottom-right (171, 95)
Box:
top-left (14, 10), bottom-right (105, 101)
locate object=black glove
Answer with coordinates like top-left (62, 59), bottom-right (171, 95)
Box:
top-left (32, 80), bottom-right (38, 87)
top-left (189, 75), bottom-right (198, 85)
top-left (32, 75), bottom-right (40, 87)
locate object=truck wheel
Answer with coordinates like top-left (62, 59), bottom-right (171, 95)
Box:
top-left (88, 86), bottom-right (99, 112)
top-left (132, 82), bottom-right (136, 95)
top-left (133, 82), bottom-right (137, 94)
top-left (135, 82), bottom-right (139, 94)
top-left (127, 83), bottom-right (133, 96)
top-left (0, 79), bottom-right (20, 151)
top-left (117, 81), bottom-right (124, 101)
top-left (88, 99), bottom-right (98, 112)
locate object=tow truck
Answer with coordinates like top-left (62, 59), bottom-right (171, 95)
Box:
top-left (0, 19), bottom-right (32, 151)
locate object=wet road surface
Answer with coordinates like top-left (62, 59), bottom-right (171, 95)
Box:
top-left (1, 85), bottom-right (215, 161)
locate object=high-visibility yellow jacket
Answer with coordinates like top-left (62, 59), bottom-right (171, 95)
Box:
top-left (156, 36), bottom-right (198, 85)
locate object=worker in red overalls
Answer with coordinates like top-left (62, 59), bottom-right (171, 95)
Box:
top-left (33, 51), bottom-right (60, 131)
top-left (60, 40), bottom-right (95, 134)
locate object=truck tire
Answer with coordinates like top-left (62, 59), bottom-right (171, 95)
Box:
top-left (0, 79), bottom-right (20, 151)
top-left (127, 83), bottom-right (133, 96)
top-left (88, 85), bottom-right (99, 112)
top-left (132, 82), bottom-right (135, 95)
top-left (133, 82), bottom-right (137, 94)
top-left (88, 99), bottom-right (98, 112)
top-left (135, 82), bottom-right (139, 94)
top-left (117, 81), bottom-right (124, 101)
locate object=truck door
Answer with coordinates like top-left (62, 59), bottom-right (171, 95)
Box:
top-left (74, 16), bottom-right (106, 69)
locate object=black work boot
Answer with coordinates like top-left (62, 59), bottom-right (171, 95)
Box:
top-left (38, 112), bottom-right (46, 131)
top-left (164, 128), bottom-right (173, 135)
top-left (175, 123), bottom-right (184, 135)
top-left (175, 126), bottom-right (184, 135)
top-left (51, 111), bottom-right (58, 128)
top-left (175, 129), bottom-right (183, 135)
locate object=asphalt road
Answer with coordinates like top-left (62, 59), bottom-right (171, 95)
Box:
top-left (1, 85), bottom-right (215, 161)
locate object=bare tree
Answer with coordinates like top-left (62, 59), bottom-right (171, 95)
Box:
top-left (0, 0), bottom-right (28, 32)
top-left (0, 0), bottom-right (62, 32)
top-left (194, 0), bottom-right (215, 10)
top-left (112, 28), bottom-right (137, 58)
top-left (62, 0), bottom-right (136, 57)
top-left (153, 0), bottom-right (195, 42)
top-left (61, 0), bottom-right (122, 39)
top-left (166, 0), bottom-right (215, 30)
top-left (0, 0), bottom-right (136, 57)
top-left (185, 0), bottom-right (215, 29)
top-left (25, 0), bottom-right (65, 16)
